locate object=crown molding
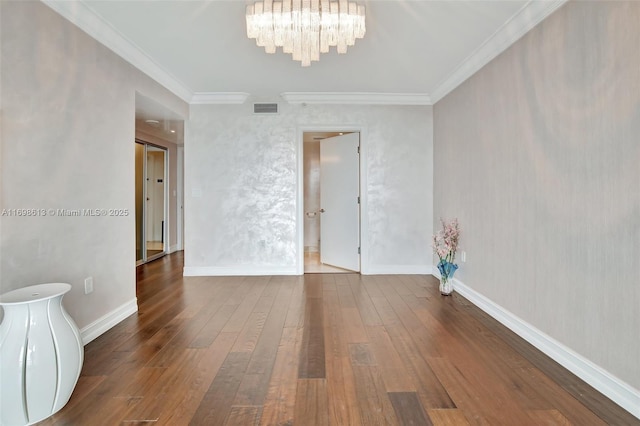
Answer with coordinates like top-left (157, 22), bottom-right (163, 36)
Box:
top-left (430, 0), bottom-right (568, 103)
top-left (42, 0), bottom-right (193, 103)
top-left (190, 92), bottom-right (251, 105)
top-left (281, 92), bottom-right (432, 105)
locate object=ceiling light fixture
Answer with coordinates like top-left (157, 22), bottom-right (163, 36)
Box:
top-left (246, 0), bottom-right (366, 67)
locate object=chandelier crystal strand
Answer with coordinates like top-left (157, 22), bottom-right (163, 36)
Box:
top-left (301, 0), bottom-right (311, 66)
top-left (336, 0), bottom-right (347, 54)
top-left (263, 0), bottom-right (276, 53)
top-left (319, 0), bottom-right (330, 53)
top-left (246, 0), bottom-right (365, 66)
top-left (282, 0), bottom-right (293, 54)
top-left (310, 0), bottom-right (320, 63)
top-left (292, 0), bottom-right (302, 62)
top-left (273, 1), bottom-right (284, 46)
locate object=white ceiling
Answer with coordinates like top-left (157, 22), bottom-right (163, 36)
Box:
top-left (46, 0), bottom-right (566, 108)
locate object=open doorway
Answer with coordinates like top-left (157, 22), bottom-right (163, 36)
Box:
top-left (135, 92), bottom-right (185, 266)
top-left (303, 131), bottom-right (361, 273)
top-left (135, 141), bottom-right (168, 264)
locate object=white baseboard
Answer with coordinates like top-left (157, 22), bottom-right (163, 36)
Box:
top-left (364, 265), bottom-right (432, 275)
top-left (442, 274), bottom-right (640, 420)
top-left (80, 298), bottom-right (138, 345)
top-left (168, 244), bottom-right (179, 254)
top-left (183, 266), bottom-right (297, 276)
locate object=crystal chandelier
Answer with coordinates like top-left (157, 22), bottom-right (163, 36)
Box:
top-left (246, 0), bottom-right (366, 67)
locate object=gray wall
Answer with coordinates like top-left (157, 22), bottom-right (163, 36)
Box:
top-left (434, 1), bottom-right (639, 390)
top-left (185, 103), bottom-right (433, 275)
top-left (0, 1), bottom-right (188, 330)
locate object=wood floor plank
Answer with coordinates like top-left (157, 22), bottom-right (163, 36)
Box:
top-left (426, 409), bottom-right (471, 425)
top-left (224, 406), bottom-right (261, 425)
top-left (146, 283), bottom-right (240, 365)
top-left (361, 275), bottom-right (402, 326)
top-left (230, 311), bottom-right (268, 353)
top-left (348, 343), bottom-right (376, 366)
top-left (359, 278), bottom-right (456, 411)
top-left (221, 276), bottom-right (270, 333)
top-left (298, 297), bottom-right (326, 379)
top-left (385, 322), bottom-right (456, 410)
top-left (397, 275), bottom-right (431, 298)
top-left (189, 351), bottom-right (252, 426)
top-left (352, 365), bottom-right (400, 426)
top-left (283, 276), bottom-right (305, 328)
top-left (346, 273), bottom-right (383, 326)
top-left (374, 275), bottom-right (444, 358)
top-left (121, 348), bottom-right (205, 424)
top-left (525, 409), bottom-right (572, 425)
top-left (427, 356), bottom-right (538, 426)
top-left (366, 325), bottom-right (415, 392)
top-left (404, 292), bottom-right (585, 417)
top-left (323, 279), bottom-right (363, 426)
top-left (336, 277), bottom-right (369, 344)
top-left (158, 332), bottom-right (239, 425)
top-left (388, 391), bottom-right (432, 426)
top-left (234, 279), bottom-right (293, 406)
top-left (294, 379), bottom-right (329, 426)
top-left (188, 303), bottom-right (239, 349)
top-left (260, 326), bottom-right (302, 426)
top-left (514, 366), bottom-right (608, 426)
top-left (42, 253), bottom-right (635, 426)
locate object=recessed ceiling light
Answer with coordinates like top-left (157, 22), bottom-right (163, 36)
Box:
top-left (144, 119), bottom-right (160, 127)
top-left (170, 130), bottom-right (176, 133)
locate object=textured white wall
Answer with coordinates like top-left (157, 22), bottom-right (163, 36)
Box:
top-left (0, 1), bottom-right (188, 330)
top-left (434, 1), bottom-right (640, 391)
top-left (185, 103), bottom-right (433, 275)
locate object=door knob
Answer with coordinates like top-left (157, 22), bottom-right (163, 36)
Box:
top-left (319, 209), bottom-right (325, 213)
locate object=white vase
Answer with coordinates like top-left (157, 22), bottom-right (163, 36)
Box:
top-left (439, 277), bottom-right (454, 295)
top-left (0, 283), bottom-right (84, 426)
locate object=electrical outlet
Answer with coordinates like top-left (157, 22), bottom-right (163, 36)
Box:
top-left (461, 251), bottom-right (467, 263)
top-left (84, 277), bottom-right (94, 294)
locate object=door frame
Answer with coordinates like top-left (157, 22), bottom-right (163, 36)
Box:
top-left (136, 140), bottom-right (169, 265)
top-left (296, 125), bottom-right (369, 275)
top-left (177, 146), bottom-right (184, 251)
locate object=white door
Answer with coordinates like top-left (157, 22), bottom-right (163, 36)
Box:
top-left (320, 133), bottom-right (360, 271)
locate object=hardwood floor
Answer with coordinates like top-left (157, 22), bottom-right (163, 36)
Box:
top-left (41, 252), bottom-right (637, 425)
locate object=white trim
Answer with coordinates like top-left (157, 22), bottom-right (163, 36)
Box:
top-left (80, 298), bottom-right (138, 345)
top-left (190, 92), bottom-right (250, 105)
top-left (176, 146), bottom-right (184, 251)
top-left (42, 0), bottom-right (193, 102)
top-left (430, 0), bottom-right (568, 103)
top-left (364, 265), bottom-right (432, 275)
top-left (282, 92), bottom-right (432, 105)
top-left (183, 266), bottom-right (297, 276)
top-left (296, 125), bottom-right (368, 275)
top-left (168, 244), bottom-right (179, 254)
top-left (164, 146), bottom-right (169, 255)
top-left (443, 275), bottom-right (640, 420)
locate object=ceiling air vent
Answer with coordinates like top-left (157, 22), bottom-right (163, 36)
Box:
top-left (253, 103), bottom-right (279, 114)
